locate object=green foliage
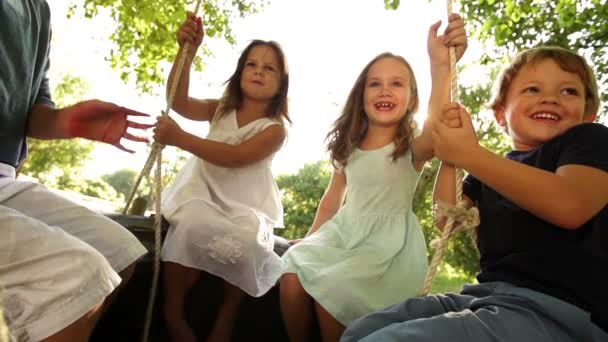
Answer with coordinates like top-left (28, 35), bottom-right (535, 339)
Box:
top-left (430, 264), bottom-right (476, 294)
top-left (384, 0), bottom-right (400, 10)
top-left (459, 0), bottom-right (608, 119)
top-left (383, 0), bottom-right (608, 118)
top-left (276, 161), bottom-right (332, 240)
top-left (20, 139), bottom-right (95, 181)
top-left (56, 174), bottom-right (122, 201)
top-left (102, 149), bottom-right (190, 213)
top-left (70, 0), bottom-right (264, 93)
top-left (51, 74), bottom-right (90, 108)
top-left (103, 168), bottom-right (141, 198)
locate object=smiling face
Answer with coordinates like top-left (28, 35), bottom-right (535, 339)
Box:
top-left (363, 57), bottom-right (413, 129)
top-left (494, 58), bottom-right (596, 151)
top-left (239, 44), bottom-right (281, 102)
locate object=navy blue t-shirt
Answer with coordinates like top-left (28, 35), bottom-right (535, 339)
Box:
top-left (464, 123), bottom-right (608, 331)
top-left (0, 0), bottom-right (54, 168)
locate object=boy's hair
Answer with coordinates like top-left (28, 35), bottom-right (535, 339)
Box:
top-left (326, 52), bottom-right (419, 169)
top-left (218, 40), bottom-right (291, 124)
top-left (490, 46), bottom-right (600, 117)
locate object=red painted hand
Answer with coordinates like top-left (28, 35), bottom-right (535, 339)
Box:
top-left (63, 100), bottom-right (153, 152)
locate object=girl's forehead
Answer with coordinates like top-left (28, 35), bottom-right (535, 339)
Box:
top-left (368, 57), bottom-right (410, 78)
top-left (247, 45), bottom-right (279, 64)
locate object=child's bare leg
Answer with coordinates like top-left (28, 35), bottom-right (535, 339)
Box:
top-left (280, 273), bottom-right (315, 342)
top-left (98, 262), bottom-right (138, 316)
top-left (42, 299), bottom-right (105, 342)
top-left (163, 261), bottom-right (200, 342)
top-left (315, 302), bottom-right (344, 342)
top-left (206, 280), bottom-right (246, 342)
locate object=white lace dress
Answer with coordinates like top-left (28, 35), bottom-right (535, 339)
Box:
top-left (160, 110), bottom-right (285, 297)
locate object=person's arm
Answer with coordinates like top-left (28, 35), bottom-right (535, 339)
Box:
top-left (306, 169), bottom-right (347, 237)
top-left (434, 108), bottom-right (608, 230)
top-left (28, 100), bottom-right (152, 152)
top-left (168, 12), bottom-right (218, 121)
top-left (411, 13), bottom-right (467, 169)
top-left (153, 115), bottom-right (286, 168)
top-left (462, 147), bottom-right (606, 229)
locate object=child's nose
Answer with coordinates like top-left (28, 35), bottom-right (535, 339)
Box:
top-left (540, 94), bottom-right (559, 104)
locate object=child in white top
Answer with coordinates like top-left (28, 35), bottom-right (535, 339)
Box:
top-left (153, 12), bottom-right (291, 342)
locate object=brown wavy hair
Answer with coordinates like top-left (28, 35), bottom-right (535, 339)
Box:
top-left (326, 52), bottom-right (419, 169)
top-left (217, 40), bottom-right (291, 124)
top-left (490, 46), bottom-right (599, 117)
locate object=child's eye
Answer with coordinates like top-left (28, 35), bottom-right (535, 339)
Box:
top-left (523, 86), bottom-right (539, 93)
top-left (368, 81), bottom-right (380, 87)
top-left (265, 65), bottom-right (276, 72)
top-left (246, 62), bottom-right (256, 67)
top-left (562, 87), bottom-right (579, 96)
top-left (392, 81), bottom-right (403, 87)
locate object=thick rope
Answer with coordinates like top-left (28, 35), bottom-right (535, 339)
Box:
top-left (420, 0), bottom-right (479, 296)
top-left (133, 2), bottom-right (204, 341)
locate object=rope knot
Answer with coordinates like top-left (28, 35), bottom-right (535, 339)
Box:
top-left (430, 200), bottom-right (479, 249)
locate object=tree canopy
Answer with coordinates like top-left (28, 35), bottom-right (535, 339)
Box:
top-left (386, 0), bottom-right (608, 118)
top-left (276, 161), bottom-right (332, 240)
top-left (70, 0), bottom-right (264, 93)
top-left (460, 0), bottom-right (608, 118)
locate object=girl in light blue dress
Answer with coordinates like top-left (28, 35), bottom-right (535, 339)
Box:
top-left (279, 15), bottom-right (468, 342)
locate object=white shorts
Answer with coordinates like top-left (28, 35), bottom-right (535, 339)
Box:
top-left (0, 179), bottom-right (147, 341)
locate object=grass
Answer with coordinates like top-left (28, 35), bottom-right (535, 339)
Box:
top-left (429, 265), bottom-right (476, 294)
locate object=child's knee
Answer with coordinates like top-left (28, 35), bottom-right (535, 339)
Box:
top-left (280, 273), bottom-right (306, 294)
top-left (117, 262), bottom-right (137, 284)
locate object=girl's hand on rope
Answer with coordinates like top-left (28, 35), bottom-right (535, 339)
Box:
top-left (61, 99), bottom-right (152, 153)
top-left (153, 115), bottom-right (185, 147)
top-left (432, 103), bottom-right (479, 167)
top-left (427, 13), bottom-right (468, 67)
top-left (177, 11), bottom-right (204, 53)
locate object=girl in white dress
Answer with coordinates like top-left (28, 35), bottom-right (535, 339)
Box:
top-left (153, 12), bottom-right (291, 342)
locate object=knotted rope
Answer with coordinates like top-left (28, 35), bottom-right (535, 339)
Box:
top-left (122, 2), bottom-right (204, 341)
top-left (419, 0), bottom-right (479, 296)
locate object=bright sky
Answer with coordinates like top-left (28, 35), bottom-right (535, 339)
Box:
top-left (48, 0), bottom-right (481, 177)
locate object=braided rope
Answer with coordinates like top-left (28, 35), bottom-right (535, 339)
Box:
top-left (420, 0), bottom-right (478, 296)
top-left (133, 2), bottom-right (204, 341)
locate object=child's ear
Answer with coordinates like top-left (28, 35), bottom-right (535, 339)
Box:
top-left (583, 112), bottom-right (597, 123)
top-left (493, 106), bottom-right (508, 128)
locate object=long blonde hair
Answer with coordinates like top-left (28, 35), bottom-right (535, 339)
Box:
top-left (326, 52), bottom-right (419, 168)
top-left (217, 40), bottom-right (291, 124)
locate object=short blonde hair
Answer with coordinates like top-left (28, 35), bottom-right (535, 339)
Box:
top-left (490, 46), bottom-right (600, 117)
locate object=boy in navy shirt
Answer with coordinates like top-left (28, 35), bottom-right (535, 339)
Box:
top-left (342, 46), bottom-right (608, 342)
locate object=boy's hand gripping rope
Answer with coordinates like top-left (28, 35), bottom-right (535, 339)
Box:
top-left (122, 1), bottom-right (204, 341)
top-left (419, 0), bottom-right (479, 296)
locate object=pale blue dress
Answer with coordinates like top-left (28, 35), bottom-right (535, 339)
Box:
top-left (282, 143), bottom-right (428, 325)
